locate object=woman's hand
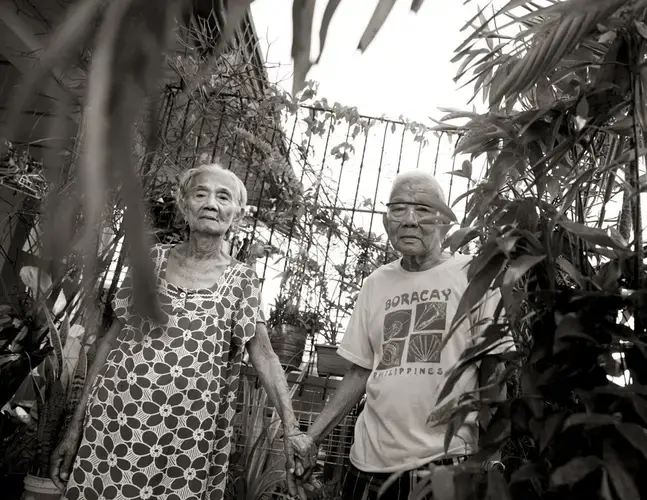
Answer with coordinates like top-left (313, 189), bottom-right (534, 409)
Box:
top-left (50, 422), bottom-right (83, 491)
top-left (284, 431), bottom-right (321, 499)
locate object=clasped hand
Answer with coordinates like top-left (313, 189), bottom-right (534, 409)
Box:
top-left (283, 431), bottom-right (321, 499)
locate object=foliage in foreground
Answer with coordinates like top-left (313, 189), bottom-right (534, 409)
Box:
top-left (425, 1), bottom-right (647, 499)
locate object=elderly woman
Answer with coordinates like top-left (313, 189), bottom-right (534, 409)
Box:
top-left (50, 163), bottom-right (316, 500)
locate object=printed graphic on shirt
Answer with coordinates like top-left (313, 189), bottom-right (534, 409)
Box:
top-left (376, 310), bottom-right (411, 370)
top-left (407, 332), bottom-right (442, 363)
top-left (413, 302), bottom-right (446, 331)
top-left (404, 302), bottom-right (446, 363)
top-left (375, 288), bottom-right (452, 376)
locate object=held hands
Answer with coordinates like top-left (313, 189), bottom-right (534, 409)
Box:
top-left (283, 430), bottom-right (321, 499)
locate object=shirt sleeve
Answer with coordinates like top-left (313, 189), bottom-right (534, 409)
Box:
top-left (337, 279), bottom-right (374, 370)
top-left (232, 267), bottom-right (262, 346)
top-left (472, 288), bottom-right (515, 354)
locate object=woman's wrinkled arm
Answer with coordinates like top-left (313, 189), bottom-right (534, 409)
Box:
top-left (50, 319), bottom-right (123, 488)
top-left (246, 322), bottom-right (299, 433)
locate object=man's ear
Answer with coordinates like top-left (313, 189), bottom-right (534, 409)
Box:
top-left (382, 213), bottom-right (388, 233)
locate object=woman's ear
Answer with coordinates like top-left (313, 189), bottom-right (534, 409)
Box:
top-left (229, 206), bottom-right (245, 233)
top-left (234, 205), bottom-right (245, 224)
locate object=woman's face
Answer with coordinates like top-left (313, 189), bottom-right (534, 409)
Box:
top-left (183, 171), bottom-right (243, 236)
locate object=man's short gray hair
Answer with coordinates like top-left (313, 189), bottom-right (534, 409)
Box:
top-left (389, 171), bottom-right (446, 202)
top-left (176, 162), bottom-right (248, 214)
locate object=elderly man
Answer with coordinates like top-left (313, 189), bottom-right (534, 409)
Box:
top-left (296, 171), bottom-right (511, 499)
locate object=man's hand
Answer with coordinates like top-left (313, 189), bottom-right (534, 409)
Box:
top-left (284, 431), bottom-right (321, 499)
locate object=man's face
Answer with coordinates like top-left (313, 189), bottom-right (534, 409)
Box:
top-left (183, 171), bottom-right (242, 236)
top-left (382, 181), bottom-right (451, 257)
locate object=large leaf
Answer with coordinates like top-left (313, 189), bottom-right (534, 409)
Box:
top-left (550, 456), bottom-right (602, 487)
top-left (560, 220), bottom-right (627, 250)
top-left (489, 0), bottom-right (626, 106)
top-left (292, 0), bottom-right (316, 96)
top-left (486, 467), bottom-right (512, 500)
top-left (450, 252), bottom-right (505, 334)
top-left (443, 226), bottom-right (480, 253)
top-left (603, 442), bottom-right (640, 500)
top-left (616, 422), bottom-right (647, 462)
top-left (502, 255), bottom-right (546, 287)
top-left (358, 0), bottom-right (397, 53)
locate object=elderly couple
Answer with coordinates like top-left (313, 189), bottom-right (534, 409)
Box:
top-left (50, 161), bottom-right (512, 500)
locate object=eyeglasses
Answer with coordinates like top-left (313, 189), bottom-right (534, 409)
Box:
top-left (386, 202), bottom-right (447, 223)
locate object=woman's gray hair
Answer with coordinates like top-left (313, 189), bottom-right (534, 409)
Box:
top-left (175, 162), bottom-right (248, 216)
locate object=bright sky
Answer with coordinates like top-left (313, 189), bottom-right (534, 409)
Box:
top-left (251, 0), bottom-right (487, 121)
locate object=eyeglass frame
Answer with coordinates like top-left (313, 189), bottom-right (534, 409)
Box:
top-left (385, 201), bottom-right (449, 223)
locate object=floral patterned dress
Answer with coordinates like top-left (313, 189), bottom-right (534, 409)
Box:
top-left (63, 244), bottom-right (261, 500)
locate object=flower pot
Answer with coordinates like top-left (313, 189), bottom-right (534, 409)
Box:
top-left (21, 474), bottom-right (61, 500)
top-left (315, 344), bottom-right (352, 377)
top-left (270, 324), bottom-right (307, 371)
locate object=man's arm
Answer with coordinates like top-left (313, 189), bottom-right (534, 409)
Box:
top-left (306, 363), bottom-right (371, 444)
top-left (246, 322), bottom-right (300, 433)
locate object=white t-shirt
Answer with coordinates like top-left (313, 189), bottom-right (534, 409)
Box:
top-left (337, 253), bottom-right (513, 473)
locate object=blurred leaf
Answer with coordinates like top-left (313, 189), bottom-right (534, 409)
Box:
top-left (292, 0), bottom-right (316, 96)
top-left (450, 252), bottom-right (505, 340)
top-left (410, 0), bottom-right (424, 13)
top-left (444, 408), bottom-right (470, 453)
top-left (462, 159), bottom-right (472, 178)
top-left (358, 0), bottom-right (396, 53)
top-left (486, 467), bottom-right (511, 500)
top-left (635, 20), bottom-right (647, 39)
top-left (603, 442), bottom-right (640, 500)
top-left (539, 413), bottom-right (563, 453)
top-left (443, 227), bottom-right (480, 253)
top-left (550, 456), bottom-right (602, 487)
top-left (317, 0), bottom-right (342, 64)
top-left (495, 236), bottom-right (518, 256)
top-left (503, 255), bottom-right (546, 287)
top-left (616, 423), bottom-right (647, 462)
top-left (564, 413), bottom-right (618, 429)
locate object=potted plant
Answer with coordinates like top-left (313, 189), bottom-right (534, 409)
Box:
top-left (20, 309), bottom-right (89, 500)
top-left (314, 316), bottom-right (352, 378)
top-left (314, 343), bottom-right (352, 378)
top-left (6, 267), bottom-right (91, 500)
top-left (267, 296), bottom-right (324, 372)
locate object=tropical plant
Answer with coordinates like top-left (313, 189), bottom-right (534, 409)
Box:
top-left (0, 302), bottom-right (52, 411)
top-left (0, 0), bottom-right (435, 327)
top-left (415, 1), bottom-right (647, 499)
top-left (226, 369), bottom-right (312, 500)
top-left (12, 267), bottom-right (92, 478)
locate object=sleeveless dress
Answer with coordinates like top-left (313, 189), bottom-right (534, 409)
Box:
top-left (63, 244), bottom-right (261, 500)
